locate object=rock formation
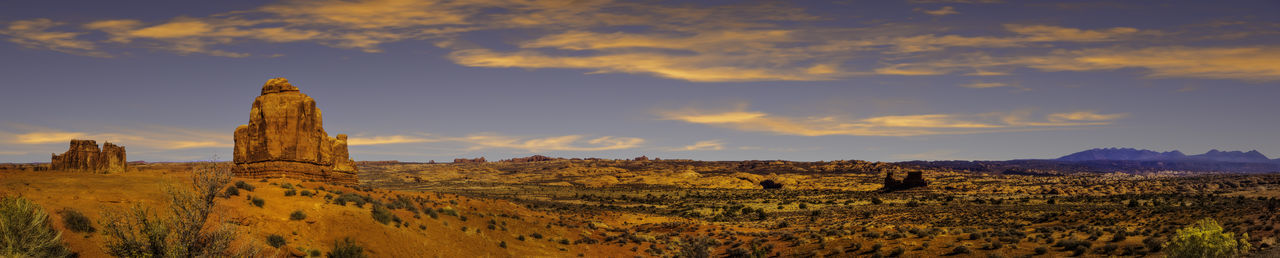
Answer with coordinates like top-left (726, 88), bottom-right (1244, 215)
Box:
top-left (233, 78), bottom-right (357, 185)
top-left (502, 155), bottom-right (561, 163)
top-left (453, 157), bottom-right (486, 163)
top-left (883, 170), bottom-right (927, 191)
top-left (51, 140), bottom-right (126, 173)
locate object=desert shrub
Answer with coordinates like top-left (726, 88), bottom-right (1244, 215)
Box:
top-left (101, 161), bottom-right (250, 257)
top-left (58, 208), bottom-right (95, 233)
top-left (887, 247), bottom-right (904, 257)
top-left (235, 181), bottom-right (254, 191)
top-left (280, 183), bottom-right (294, 190)
top-left (676, 236), bottom-right (716, 258)
top-left (1166, 218), bottom-right (1251, 258)
top-left (290, 210), bottom-right (307, 221)
top-left (285, 189), bottom-right (298, 196)
top-left (499, 241), bottom-right (507, 248)
top-left (950, 245), bottom-right (970, 255)
top-left (1143, 237), bottom-right (1164, 252)
top-left (267, 234), bottom-right (286, 248)
top-left (371, 205), bottom-right (394, 225)
top-left (334, 194), bottom-right (367, 207)
top-left (300, 190), bottom-right (314, 197)
top-left (252, 197), bottom-right (265, 207)
top-left (871, 198), bottom-right (884, 205)
top-left (0, 196), bottom-right (72, 257)
top-left (223, 186), bottom-right (240, 198)
top-left (1035, 246), bottom-right (1048, 255)
top-left (531, 232), bottom-right (544, 239)
top-left (311, 249), bottom-right (321, 257)
top-left (328, 237), bottom-right (366, 258)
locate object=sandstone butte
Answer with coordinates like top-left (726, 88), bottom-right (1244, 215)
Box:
top-left (50, 139), bottom-right (126, 173)
top-left (233, 78), bottom-right (357, 185)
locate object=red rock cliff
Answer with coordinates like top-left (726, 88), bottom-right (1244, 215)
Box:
top-left (51, 139), bottom-right (126, 173)
top-left (233, 78), bottom-right (357, 185)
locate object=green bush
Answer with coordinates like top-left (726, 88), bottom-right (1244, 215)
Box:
top-left (224, 186), bottom-right (240, 198)
top-left (371, 205), bottom-right (395, 225)
top-left (950, 245), bottom-right (970, 255)
top-left (334, 194), bottom-right (367, 207)
top-left (252, 197), bottom-right (265, 208)
top-left (290, 210), bottom-right (307, 221)
top-left (1166, 218), bottom-right (1251, 258)
top-left (235, 181), bottom-right (255, 191)
top-left (0, 196), bottom-right (72, 257)
top-left (267, 234), bottom-right (286, 248)
top-left (285, 189), bottom-right (298, 197)
top-left (300, 190), bottom-right (314, 197)
top-left (57, 208), bottom-right (95, 233)
top-left (675, 237), bottom-right (715, 258)
top-left (328, 237), bottom-right (366, 258)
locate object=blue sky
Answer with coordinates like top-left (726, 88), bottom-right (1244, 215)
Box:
top-left (1, 0), bottom-right (1277, 162)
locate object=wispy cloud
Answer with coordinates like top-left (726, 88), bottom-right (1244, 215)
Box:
top-left (881, 46), bottom-right (1280, 81)
top-left (918, 6), bottom-right (959, 16)
top-left (2, 124), bottom-right (231, 150)
top-left (346, 134), bottom-right (436, 146)
top-left (658, 104), bottom-right (1125, 137)
top-left (454, 134), bottom-right (644, 152)
top-left (671, 140), bottom-right (726, 151)
top-left (1, 1), bottom-right (1273, 83)
top-left (0, 19), bottom-right (108, 57)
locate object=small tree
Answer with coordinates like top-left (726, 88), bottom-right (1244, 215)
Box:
top-left (100, 161), bottom-right (256, 257)
top-left (1165, 218), bottom-right (1251, 258)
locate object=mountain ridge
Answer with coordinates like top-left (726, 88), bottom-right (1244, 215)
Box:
top-left (1058, 147), bottom-right (1273, 163)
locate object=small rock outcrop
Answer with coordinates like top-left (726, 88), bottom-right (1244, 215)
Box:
top-left (453, 157), bottom-right (486, 163)
top-left (502, 155), bottom-right (561, 163)
top-left (51, 139), bottom-right (126, 173)
top-left (233, 78), bottom-right (357, 185)
top-left (883, 171), bottom-right (927, 191)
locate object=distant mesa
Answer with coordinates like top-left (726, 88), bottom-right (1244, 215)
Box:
top-left (500, 155), bottom-right (562, 163)
top-left (50, 139), bottom-right (126, 173)
top-left (232, 78), bottom-right (357, 185)
top-left (882, 170), bottom-right (927, 191)
top-left (453, 157), bottom-right (486, 163)
top-left (1058, 147), bottom-right (1273, 163)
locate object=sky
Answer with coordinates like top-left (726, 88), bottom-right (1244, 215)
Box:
top-left (0, 0), bottom-right (1277, 163)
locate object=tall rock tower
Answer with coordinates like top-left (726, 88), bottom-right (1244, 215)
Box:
top-left (233, 78), bottom-right (357, 185)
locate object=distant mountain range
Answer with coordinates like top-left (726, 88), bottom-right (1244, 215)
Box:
top-left (897, 147), bottom-right (1280, 174)
top-left (1057, 148), bottom-right (1275, 163)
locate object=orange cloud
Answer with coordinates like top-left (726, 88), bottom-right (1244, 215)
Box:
top-left (456, 134), bottom-right (644, 152)
top-left (0, 19), bottom-right (108, 57)
top-left (659, 105), bottom-right (1125, 137)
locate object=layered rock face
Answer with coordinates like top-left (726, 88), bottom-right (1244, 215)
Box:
top-left (233, 78), bottom-right (357, 185)
top-left (51, 140), bottom-right (126, 173)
